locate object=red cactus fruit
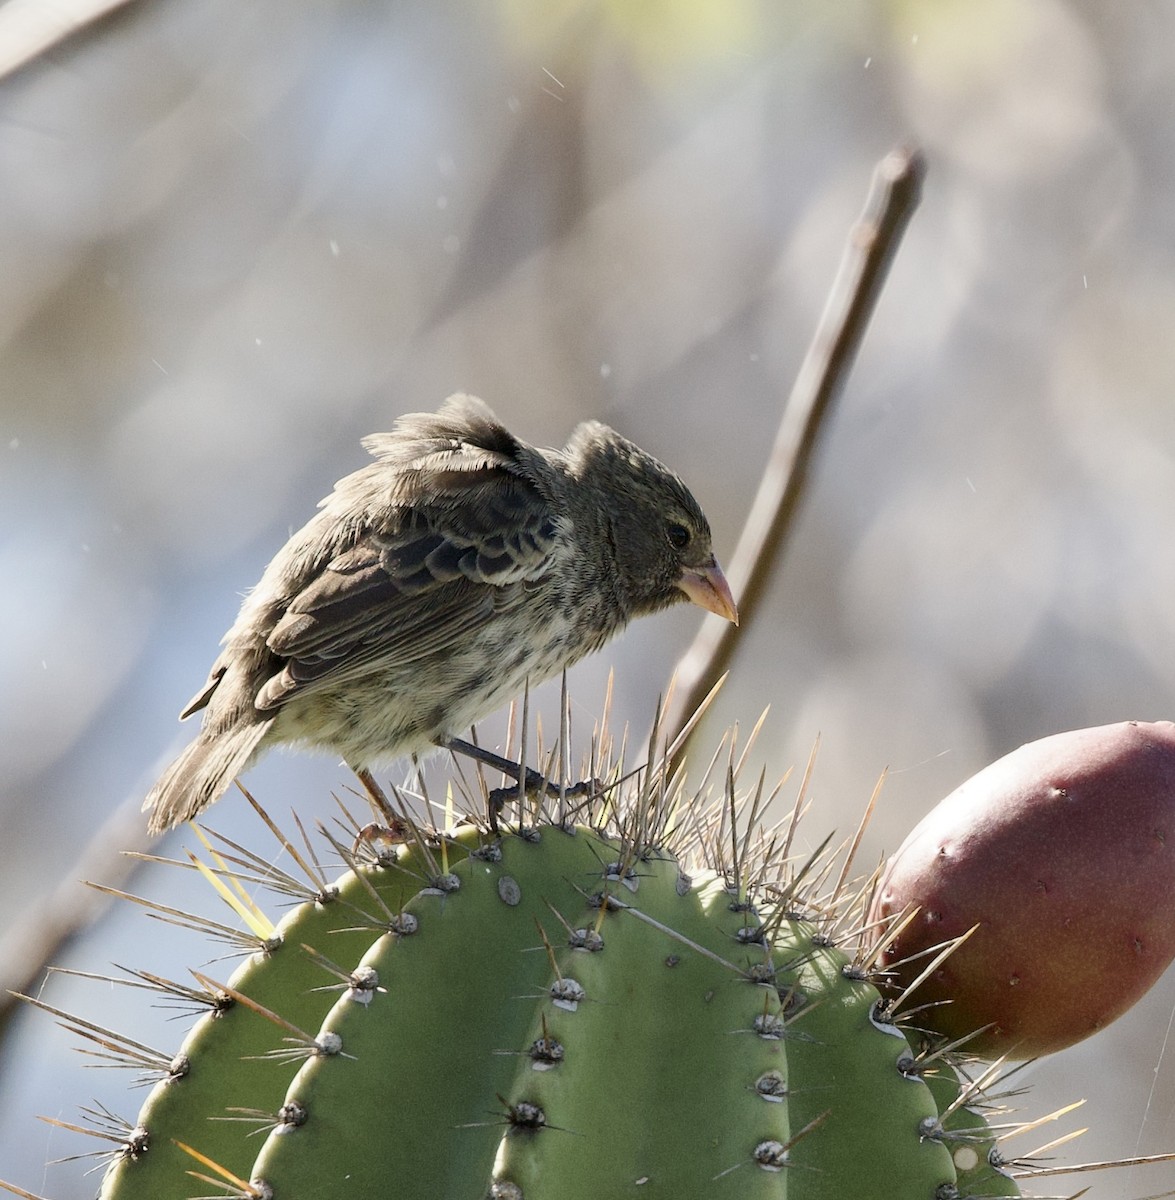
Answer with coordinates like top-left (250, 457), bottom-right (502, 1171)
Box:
top-left (871, 720), bottom-right (1175, 1058)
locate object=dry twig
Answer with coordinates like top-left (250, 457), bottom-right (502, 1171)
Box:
top-left (661, 146), bottom-right (927, 761)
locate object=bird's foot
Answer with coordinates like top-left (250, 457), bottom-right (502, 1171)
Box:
top-left (483, 771), bottom-right (600, 808)
top-left (443, 737), bottom-right (603, 831)
top-left (352, 820), bottom-right (411, 860)
top-left (350, 765), bottom-right (413, 854)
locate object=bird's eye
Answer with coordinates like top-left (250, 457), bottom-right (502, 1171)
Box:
top-left (666, 522), bottom-right (691, 550)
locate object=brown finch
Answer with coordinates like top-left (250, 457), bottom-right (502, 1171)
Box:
top-left (144, 394), bottom-right (737, 833)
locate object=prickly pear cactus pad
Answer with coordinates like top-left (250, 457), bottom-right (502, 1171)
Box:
top-left (9, 726), bottom-right (1095, 1200)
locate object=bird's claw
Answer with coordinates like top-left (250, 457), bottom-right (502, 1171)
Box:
top-left (487, 773), bottom-right (605, 824)
top-left (352, 819), bottom-right (411, 858)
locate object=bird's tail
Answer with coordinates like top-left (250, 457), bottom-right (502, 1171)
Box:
top-left (143, 719), bottom-right (274, 834)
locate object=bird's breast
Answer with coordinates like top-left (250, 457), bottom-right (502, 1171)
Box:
top-left (267, 586), bottom-right (609, 767)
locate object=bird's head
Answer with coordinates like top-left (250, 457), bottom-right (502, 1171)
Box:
top-left (565, 421), bottom-right (738, 625)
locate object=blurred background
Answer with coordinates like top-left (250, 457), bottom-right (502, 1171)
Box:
top-left (3, 1), bottom-right (1175, 1195)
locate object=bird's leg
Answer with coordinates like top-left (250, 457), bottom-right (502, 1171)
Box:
top-left (443, 736), bottom-right (554, 790)
top-left (443, 736), bottom-right (538, 831)
top-left (442, 737), bottom-right (600, 830)
top-left (355, 765), bottom-right (395, 819)
top-left (352, 765), bottom-right (410, 851)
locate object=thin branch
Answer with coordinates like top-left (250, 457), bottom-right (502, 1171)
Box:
top-left (662, 146), bottom-right (927, 759)
top-left (0, 0), bottom-right (140, 83)
top-left (0, 790), bottom-right (153, 1035)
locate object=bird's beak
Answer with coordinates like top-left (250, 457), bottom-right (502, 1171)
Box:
top-left (677, 558), bottom-right (739, 625)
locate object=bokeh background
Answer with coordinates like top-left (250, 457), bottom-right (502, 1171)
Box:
top-left (4, 1), bottom-right (1175, 1195)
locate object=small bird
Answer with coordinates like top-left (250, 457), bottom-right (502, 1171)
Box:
top-left (144, 394), bottom-right (737, 833)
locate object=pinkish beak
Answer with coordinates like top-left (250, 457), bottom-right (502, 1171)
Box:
top-left (676, 557), bottom-right (738, 624)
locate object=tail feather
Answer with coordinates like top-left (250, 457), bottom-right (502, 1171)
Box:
top-left (144, 719), bottom-right (274, 834)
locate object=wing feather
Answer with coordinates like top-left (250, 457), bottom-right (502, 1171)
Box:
top-left (249, 398), bottom-right (564, 714)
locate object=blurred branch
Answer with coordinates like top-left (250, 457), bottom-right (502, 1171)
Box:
top-left (0, 791), bottom-right (152, 1036)
top-left (662, 146), bottom-right (927, 760)
top-left (0, 0), bottom-right (138, 82)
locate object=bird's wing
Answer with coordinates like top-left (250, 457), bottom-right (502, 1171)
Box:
top-left (255, 441), bottom-right (563, 712)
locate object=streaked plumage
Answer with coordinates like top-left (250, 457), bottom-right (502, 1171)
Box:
top-left (145, 394), bottom-right (736, 833)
